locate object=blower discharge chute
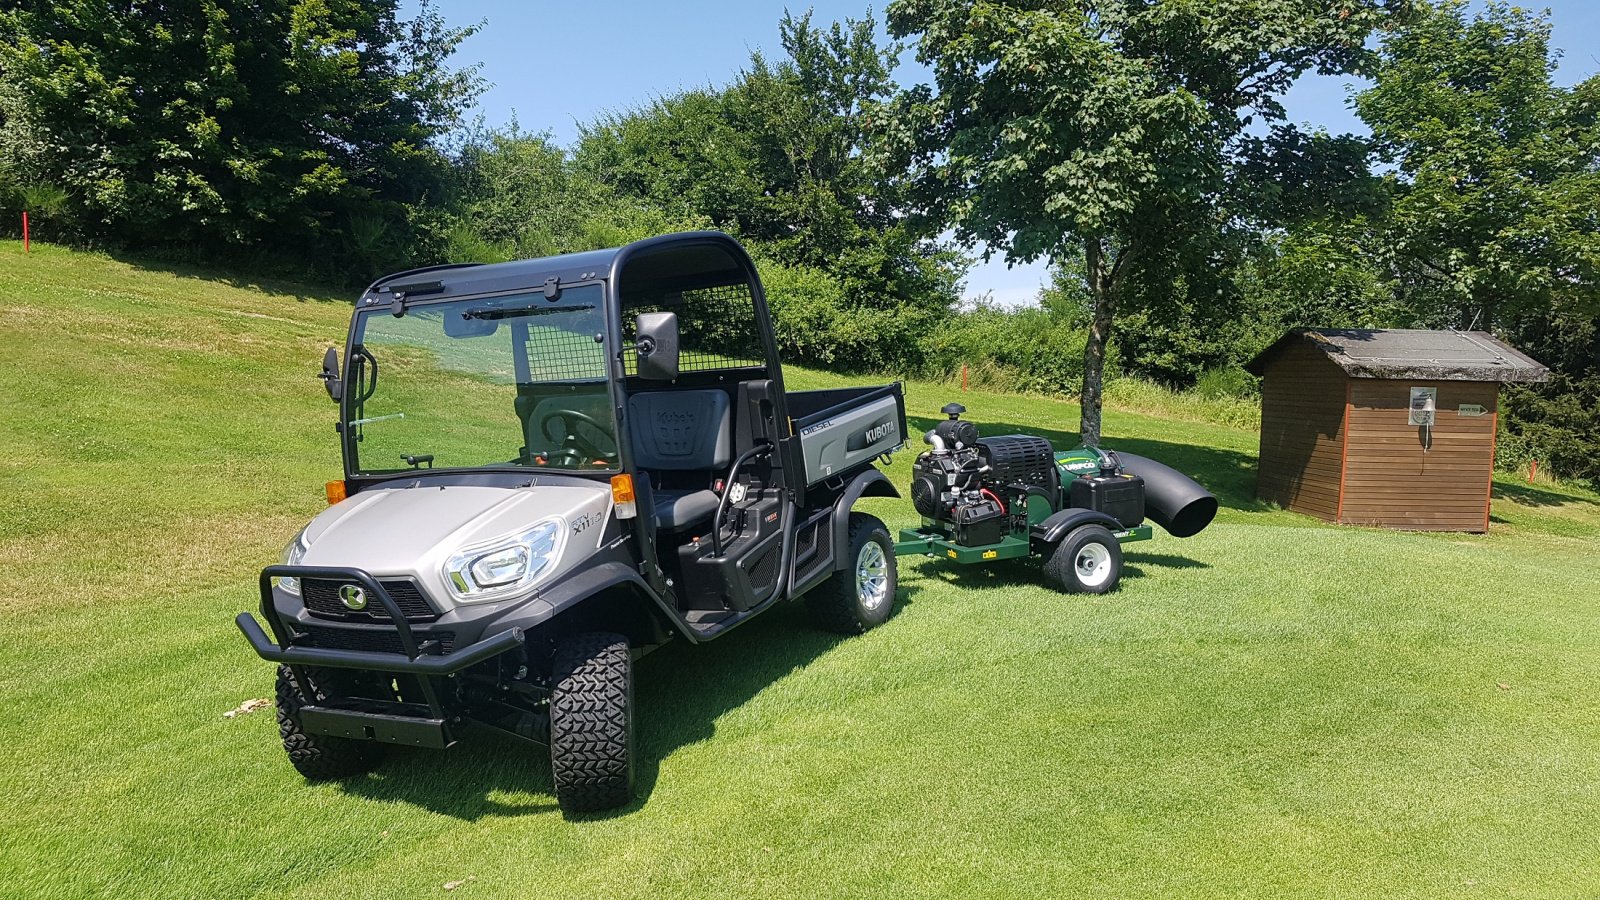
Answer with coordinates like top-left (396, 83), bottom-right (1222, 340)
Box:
top-left (893, 404), bottom-right (1217, 593)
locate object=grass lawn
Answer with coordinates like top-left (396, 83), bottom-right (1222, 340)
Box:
top-left (3, 240), bottom-right (1599, 898)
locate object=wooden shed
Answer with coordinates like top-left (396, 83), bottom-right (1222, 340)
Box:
top-left (1246, 329), bottom-right (1547, 532)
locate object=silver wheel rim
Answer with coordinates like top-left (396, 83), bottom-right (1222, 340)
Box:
top-left (1075, 541), bottom-right (1113, 588)
top-left (856, 540), bottom-right (890, 610)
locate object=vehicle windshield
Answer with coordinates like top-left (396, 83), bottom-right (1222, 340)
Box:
top-left (345, 284), bottom-right (617, 475)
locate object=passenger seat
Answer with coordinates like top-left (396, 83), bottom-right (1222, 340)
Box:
top-left (627, 390), bottom-right (731, 532)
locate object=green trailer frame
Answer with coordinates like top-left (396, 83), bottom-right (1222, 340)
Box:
top-left (893, 522), bottom-right (1153, 564)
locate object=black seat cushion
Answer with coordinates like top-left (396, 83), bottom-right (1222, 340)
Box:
top-left (652, 488), bottom-right (720, 532)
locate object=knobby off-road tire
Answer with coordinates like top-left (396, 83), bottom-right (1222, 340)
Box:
top-left (1044, 524), bottom-right (1123, 594)
top-left (275, 665), bottom-right (382, 780)
top-left (806, 512), bottom-right (897, 635)
top-left (549, 632), bottom-right (634, 814)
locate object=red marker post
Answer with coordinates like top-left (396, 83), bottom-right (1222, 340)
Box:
top-left (21, 211), bottom-right (28, 254)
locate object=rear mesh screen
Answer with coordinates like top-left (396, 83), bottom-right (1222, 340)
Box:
top-left (622, 281), bottom-right (765, 374)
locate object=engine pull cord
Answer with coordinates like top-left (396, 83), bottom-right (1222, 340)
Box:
top-left (980, 487), bottom-right (1007, 514)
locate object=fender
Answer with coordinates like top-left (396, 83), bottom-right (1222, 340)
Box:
top-left (486, 559), bottom-right (677, 645)
top-left (1031, 508), bottom-right (1125, 550)
top-left (831, 469), bottom-right (900, 570)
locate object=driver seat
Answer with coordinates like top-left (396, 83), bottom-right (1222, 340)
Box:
top-left (628, 390), bottom-right (731, 532)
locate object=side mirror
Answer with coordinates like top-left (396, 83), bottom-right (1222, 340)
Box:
top-left (319, 347), bottom-right (343, 402)
top-left (634, 312), bottom-right (679, 381)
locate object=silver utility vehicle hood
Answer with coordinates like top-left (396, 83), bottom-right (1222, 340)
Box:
top-left (297, 480), bottom-right (613, 611)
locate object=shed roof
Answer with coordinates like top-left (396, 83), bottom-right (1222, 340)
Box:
top-left (1246, 328), bottom-right (1548, 383)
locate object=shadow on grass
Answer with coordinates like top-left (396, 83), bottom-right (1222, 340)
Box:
top-left (1493, 480), bottom-right (1596, 508)
top-left (341, 584), bottom-right (923, 821)
top-left (907, 414), bottom-right (1267, 513)
top-left (917, 551), bottom-right (1208, 594)
top-left (1124, 552), bottom-right (1211, 571)
top-left (102, 245), bottom-right (349, 304)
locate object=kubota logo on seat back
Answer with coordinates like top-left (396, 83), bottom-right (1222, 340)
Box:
top-left (338, 584), bottom-right (367, 610)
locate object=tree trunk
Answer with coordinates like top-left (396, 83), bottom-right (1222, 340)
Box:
top-left (1079, 237), bottom-right (1117, 448)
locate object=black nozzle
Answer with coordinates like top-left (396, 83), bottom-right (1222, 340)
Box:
top-left (941, 402), bottom-right (966, 419)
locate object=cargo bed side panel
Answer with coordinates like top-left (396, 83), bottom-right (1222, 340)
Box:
top-left (795, 392), bottom-right (903, 485)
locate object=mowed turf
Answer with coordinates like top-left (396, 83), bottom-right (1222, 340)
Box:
top-left (3, 241), bottom-right (1599, 899)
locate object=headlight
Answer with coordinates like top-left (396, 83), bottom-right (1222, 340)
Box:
top-left (278, 530), bottom-right (310, 595)
top-left (444, 518), bottom-right (564, 603)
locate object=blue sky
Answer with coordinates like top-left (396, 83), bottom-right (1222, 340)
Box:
top-left (409, 1), bottom-right (1600, 305)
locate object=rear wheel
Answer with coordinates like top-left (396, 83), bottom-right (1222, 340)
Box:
top-left (549, 632), bottom-right (634, 814)
top-left (274, 666), bottom-right (383, 780)
top-left (806, 512), bottom-right (897, 634)
top-left (1044, 524), bottom-right (1123, 594)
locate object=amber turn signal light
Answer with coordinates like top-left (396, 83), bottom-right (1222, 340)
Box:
top-left (611, 474), bottom-right (637, 519)
top-left (325, 480), bottom-right (347, 505)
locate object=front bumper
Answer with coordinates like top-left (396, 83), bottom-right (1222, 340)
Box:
top-left (238, 565), bottom-right (532, 749)
top-left (237, 565), bottom-right (526, 675)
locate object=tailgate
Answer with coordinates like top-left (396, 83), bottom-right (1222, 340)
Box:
top-left (789, 384), bottom-right (906, 486)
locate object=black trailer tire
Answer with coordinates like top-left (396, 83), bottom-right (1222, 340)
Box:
top-left (806, 512), bottom-right (897, 634)
top-left (1044, 524), bottom-right (1123, 594)
top-left (549, 632), bottom-right (634, 814)
top-left (274, 665), bottom-right (383, 780)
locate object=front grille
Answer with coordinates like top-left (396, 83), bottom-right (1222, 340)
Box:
top-left (302, 578), bottom-right (438, 622)
top-left (299, 624), bottom-right (457, 655)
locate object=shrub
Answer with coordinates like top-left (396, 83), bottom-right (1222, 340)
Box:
top-left (916, 305), bottom-right (1110, 396)
top-left (1193, 366), bottom-right (1261, 401)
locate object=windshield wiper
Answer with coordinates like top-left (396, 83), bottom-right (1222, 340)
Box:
top-left (461, 303), bottom-right (595, 321)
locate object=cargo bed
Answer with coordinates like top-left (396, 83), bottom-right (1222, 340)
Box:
top-left (787, 383), bottom-right (906, 486)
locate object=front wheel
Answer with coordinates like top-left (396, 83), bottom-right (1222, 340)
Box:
top-left (1043, 524), bottom-right (1123, 594)
top-left (275, 666), bottom-right (383, 780)
top-left (549, 632), bottom-right (634, 814)
top-left (806, 512), bottom-right (897, 634)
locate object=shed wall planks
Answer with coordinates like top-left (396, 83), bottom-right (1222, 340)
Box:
top-left (1338, 380), bottom-right (1497, 531)
top-left (1255, 341), bottom-right (1347, 522)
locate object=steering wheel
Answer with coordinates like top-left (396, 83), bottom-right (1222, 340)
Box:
top-left (540, 409), bottom-right (617, 466)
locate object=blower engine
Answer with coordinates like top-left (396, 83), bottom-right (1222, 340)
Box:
top-left (898, 402), bottom-right (1217, 594)
top-left (910, 403), bottom-right (1091, 547)
top-left (911, 402), bottom-right (1163, 549)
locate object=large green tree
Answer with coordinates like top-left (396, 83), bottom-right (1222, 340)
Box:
top-left (1354, 1), bottom-right (1600, 486)
top-left (881, 0), bottom-right (1404, 445)
top-left (0, 0), bottom-right (481, 277)
top-left (575, 12), bottom-right (963, 332)
top-left (1354, 0), bottom-right (1600, 330)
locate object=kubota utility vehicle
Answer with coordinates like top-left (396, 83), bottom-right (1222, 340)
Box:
top-left (237, 232), bottom-right (907, 813)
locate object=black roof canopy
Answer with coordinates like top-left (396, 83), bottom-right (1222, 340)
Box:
top-left (356, 231), bottom-right (753, 308)
top-left (1247, 328), bottom-right (1549, 383)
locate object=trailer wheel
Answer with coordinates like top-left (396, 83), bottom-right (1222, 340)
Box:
top-left (807, 512), bottom-right (897, 634)
top-left (549, 632), bottom-right (634, 814)
top-left (274, 665), bottom-right (383, 780)
top-left (1044, 524), bottom-right (1123, 594)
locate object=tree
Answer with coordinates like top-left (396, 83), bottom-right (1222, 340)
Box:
top-left (0, 0), bottom-right (482, 278)
top-left (1350, 1), bottom-right (1600, 487)
top-left (1354, 0), bottom-right (1600, 330)
top-left (575, 11), bottom-right (964, 336)
top-left (447, 122), bottom-right (709, 263)
top-left (881, 0), bottom-right (1403, 445)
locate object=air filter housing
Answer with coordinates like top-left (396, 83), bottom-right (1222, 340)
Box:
top-left (977, 435), bottom-right (1058, 503)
